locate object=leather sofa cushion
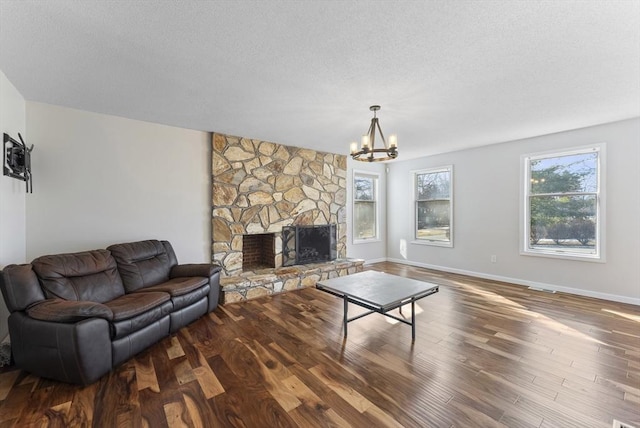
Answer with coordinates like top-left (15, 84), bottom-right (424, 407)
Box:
top-left (105, 291), bottom-right (170, 321)
top-left (105, 292), bottom-right (172, 339)
top-left (108, 240), bottom-right (176, 293)
top-left (134, 277), bottom-right (210, 312)
top-left (134, 277), bottom-right (208, 297)
top-left (32, 250), bottom-right (125, 304)
top-left (170, 284), bottom-right (210, 311)
top-left (26, 299), bottom-right (113, 322)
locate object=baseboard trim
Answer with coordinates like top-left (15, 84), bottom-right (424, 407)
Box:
top-left (363, 257), bottom-right (388, 266)
top-left (383, 258), bottom-right (640, 306)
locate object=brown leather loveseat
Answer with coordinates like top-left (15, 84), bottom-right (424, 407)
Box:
top-left (0, 239), bottom-right (221, 385)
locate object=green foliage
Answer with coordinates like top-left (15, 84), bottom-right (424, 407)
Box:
top-left (530, 164), bottom-right (583, 193)
top-left (570, 219), bottom-right (596, 246)
top-left (547, 222), bottom-right (571, 244)
top-left (530, 223), bottom-right (547, 244)
top-left (529, 163), bottom-right (596, 246)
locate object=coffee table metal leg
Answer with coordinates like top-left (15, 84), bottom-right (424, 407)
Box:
top-left (411, 299), bottom-right (416, 342)
top-left (343, 296), bottom-right (348, 337)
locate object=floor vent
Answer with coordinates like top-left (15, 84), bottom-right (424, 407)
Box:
top-left (613, 419), bottom-right (637, 428)
top-left (527, 286), bottom-right (556, 293)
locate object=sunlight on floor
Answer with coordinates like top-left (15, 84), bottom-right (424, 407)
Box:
top-left (602, 308), bottom-right (640, 323)
top-left (455, 281), bottom-right (527, 309)
top-left (383, 303), bottom-right (424, 325)
top-left (457, 282), bottom-right (607, 345)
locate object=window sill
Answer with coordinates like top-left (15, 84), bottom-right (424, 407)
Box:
top-left (353, 238), bottom-right (381, 245)
top-left (411, 240), bottom-right (453, 248)
top-left (520, 249), bottom-right (605, 263)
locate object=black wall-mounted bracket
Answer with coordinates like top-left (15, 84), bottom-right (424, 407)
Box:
top-left (3, 132), bottom-right (34, 193)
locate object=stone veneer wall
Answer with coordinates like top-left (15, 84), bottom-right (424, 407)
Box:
top-left (212, 133), bottom-right (347, 276)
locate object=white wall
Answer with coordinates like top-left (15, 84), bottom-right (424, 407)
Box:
top-left (26, 102), bottom-right (211, 263)
top-left (0, 70), bottom-right (27, 340)
top-left (386, 118), bottom-right (640, 304)
top-left (346, 158), bottom-right (387, 263)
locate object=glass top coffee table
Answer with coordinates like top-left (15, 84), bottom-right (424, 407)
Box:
top-left (316, 270), bottom-right (439, 341)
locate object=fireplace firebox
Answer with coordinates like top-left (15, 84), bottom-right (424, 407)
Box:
top-left (282, 224), bottom-right (337, 266)
top-left (242, 233), bottom-right (276, 271)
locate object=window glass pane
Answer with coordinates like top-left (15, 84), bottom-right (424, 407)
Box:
top-left (354, 177), bottom-right (374, 201)
top-left (354, 201), bottom-right (376, 239)
top-left (523, 146), bottom-right (603, 260)
top-left (416, 200), bottom-right (450, 241)
top-left (529, 195), bottom-right (596, 252)
top-left (530, 152), bottom-right (598, 194)
top-left (417, 171), bottom-right (450, 200)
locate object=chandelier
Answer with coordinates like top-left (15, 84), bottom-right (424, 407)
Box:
top-left (350, 105), bottom-right (398, 162)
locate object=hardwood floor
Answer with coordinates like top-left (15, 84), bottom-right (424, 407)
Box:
top-left (0, 262), bottom-right (638, 427)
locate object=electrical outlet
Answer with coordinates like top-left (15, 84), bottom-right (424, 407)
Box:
top-left (490, 255), bottom-right (497, 263)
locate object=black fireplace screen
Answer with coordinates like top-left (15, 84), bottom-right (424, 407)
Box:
top-left (282, 224), bottom-right (337, 266)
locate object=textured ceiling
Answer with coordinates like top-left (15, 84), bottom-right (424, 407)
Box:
top-left (1, 1), bottom-right (639, 160)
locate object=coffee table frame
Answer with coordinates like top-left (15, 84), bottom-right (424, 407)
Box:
top-left (316, 273), bottom-right (439, 341)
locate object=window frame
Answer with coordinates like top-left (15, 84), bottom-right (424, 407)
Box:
top-left (412, 165), bottom-right (454, 248)
top-left (352, 170), bottom-right (380, 244)
top-left (520, 144), bottom-right (606, 262)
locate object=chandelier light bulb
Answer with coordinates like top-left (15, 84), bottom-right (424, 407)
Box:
top-left (389, 134), bottom-right (397, 148)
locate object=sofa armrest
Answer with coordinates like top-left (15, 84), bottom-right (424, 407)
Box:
top-left (26, 299), bottom-right (113, 323)
top-left (170, 264), bottom-right (221, 312)
top-left (169, 263), bottom-right (221, 279)
top-left (1, 264), bottom-right (45, 312)
top-left (8, 312), bottom-right (112, 385)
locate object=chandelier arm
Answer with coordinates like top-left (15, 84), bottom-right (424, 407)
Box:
top-left (375, 119), bottom-right (387, 148)
top-left (367, 119), bottom-right (376, 150)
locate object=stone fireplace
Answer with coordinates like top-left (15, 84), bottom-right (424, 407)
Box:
top-left (211, 133), bottom-right (362, 303)
top-left (212, 133), bottom-right (347, 276)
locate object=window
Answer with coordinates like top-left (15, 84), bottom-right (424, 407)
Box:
top-left (353, 172), bottom-right (379, 242)
top-left (414, 166), bottom-right (453, 246)
top-left (522, 145), bottom-right (605, 261)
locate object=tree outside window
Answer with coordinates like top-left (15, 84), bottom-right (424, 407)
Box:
top-left (523, 145), bottom-right (604, 260)
top-left (415, 166), bottom-right (453, 246)
top-left (353, 173), bottom-right (378, 241)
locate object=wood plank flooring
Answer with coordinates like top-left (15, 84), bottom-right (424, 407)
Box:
top-left (0, 262), bottom-right (638, 427)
